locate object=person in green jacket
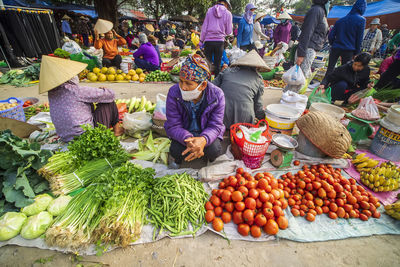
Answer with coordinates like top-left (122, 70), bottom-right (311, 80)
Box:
top-left (387, 33), bottom-right (400, 53)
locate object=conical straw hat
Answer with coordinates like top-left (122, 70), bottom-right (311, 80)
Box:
top-left (62, 14), bottom-right (71, 20)
top-left (94, 19), bottom-right (113, 34)
top-left (145, 24), bottom-right (155, 32)
top-left (255, 13), bottom-right (266, 22)
top-left (277, 11), bottom-right (292, 20)
top-left (39, 56), bottom-right (87, 94)
top-left (231, 50), bottom-right (270, 71)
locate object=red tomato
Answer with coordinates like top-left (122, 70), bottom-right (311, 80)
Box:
top-left (225, 202), bottom-right (234, 213)
top-left (232, 211), bottom-right (244, 224)
top-left (249, 188), bottom-right (259, 199)
top-left (244, 197), bottom-right (257, 210)
top-left (255, 213), bottom-right (267, 227)
top-left (237, 223), bottom-right (250, 236)
top-left (232, 191), bottom-right (243, 202)
top-left (234, 201), bottom-right (245, 211)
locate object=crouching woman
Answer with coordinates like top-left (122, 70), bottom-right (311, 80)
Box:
top-left (164, 54), bottom-right (225, 168)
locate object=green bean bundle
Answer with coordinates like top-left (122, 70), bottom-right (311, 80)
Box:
top-left (147, 173), bottom-right (208, 239)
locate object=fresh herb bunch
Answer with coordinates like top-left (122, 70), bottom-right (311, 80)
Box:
top-left (68, 124), bottom-right (125, 166)
top-left (93, 162), bottom-right (155, 247)
top-left (0, 130), bottom-right (52, 214)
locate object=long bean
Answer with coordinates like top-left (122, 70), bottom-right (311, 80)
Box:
top-left (147, 173), bottom-right (208, 239)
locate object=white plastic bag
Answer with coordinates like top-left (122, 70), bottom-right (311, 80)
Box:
top-left (227, 47), bottom-right (246, 64)
top-left (275, 42), bottom-right (288, 64)
top-left (62, 39), bottom-right (82, 55)
top-left (282, 65), bottom-right (306, 86)
top-left (120, 57), bottom-right (134, 74)
top-left (280, 91), bottom-right (308, 114)
top-left (123, 111), bottom-right (152, 136)
top-left (351, 96), bottom-right (380, 121)
top-left (153, 94), bottom-right (167, 121)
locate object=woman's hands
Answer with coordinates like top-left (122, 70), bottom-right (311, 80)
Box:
top-left (182, 136), bottom-right (207, 162)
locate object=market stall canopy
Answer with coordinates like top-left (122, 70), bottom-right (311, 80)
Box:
top-left (327, 0), bottom-right (400, 28)
top-left (232, 14), bottom-right (280, 24)
top-left (169, 15), bottom-right (199, 23)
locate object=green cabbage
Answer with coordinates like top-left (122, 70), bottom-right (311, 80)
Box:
top-left (0, 212), bottom-right (27, 241)
top-left (47, 195), bottom-right (72, 216)
top-left (21, 194), bottom-right (53, 216)
top-left (20, 211), bottom-right (53, 240)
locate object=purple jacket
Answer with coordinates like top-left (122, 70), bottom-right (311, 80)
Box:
top-left (273, 23), bottom-right (292, 44)
top-left (164, 82), bottom-right (225, 146)
top-left (200, 4), bottom-right (233, 43)
top-left (133, 42), bottom-right (159, 66)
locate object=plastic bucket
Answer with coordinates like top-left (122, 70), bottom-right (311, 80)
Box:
top-left (370, 117), bottom-right (400, 161)
top-left (265, 104), bottom-right (301, 135)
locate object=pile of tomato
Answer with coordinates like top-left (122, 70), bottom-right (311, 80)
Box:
top-left (205, 168), bottom-right (289, 237)
top-left (280, 164), bottom-right (381, 221)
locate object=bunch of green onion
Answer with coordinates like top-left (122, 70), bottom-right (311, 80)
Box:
top-left (147, 173), bottom-right (208, 239)
top-left (49, 157), bottom-right (124, 196)
top-left (45, 183), bottom-right (106, 249)
top-left (38, 152), bottom-right (77, 180)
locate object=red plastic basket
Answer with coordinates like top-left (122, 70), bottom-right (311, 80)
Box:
top-left (230, 120), bottom-right (272, 169)
top-left (160, 63), bottom-right (173, 72)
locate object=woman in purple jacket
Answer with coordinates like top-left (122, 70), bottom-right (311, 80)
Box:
top-left (133, 33), bottom-right (160, 71)
top-left (164, 54), bottom-right (225, 168)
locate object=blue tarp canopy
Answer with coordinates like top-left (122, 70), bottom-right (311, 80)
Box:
top-left (260, 15), bottom-right (280, 25)
top-left (328, 0), bottom-right (400, 18)
top-left (232, 14), bottom-right (280, 24)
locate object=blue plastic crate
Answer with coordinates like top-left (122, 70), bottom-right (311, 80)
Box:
top-left (0, 97), bottom-right (26, 122)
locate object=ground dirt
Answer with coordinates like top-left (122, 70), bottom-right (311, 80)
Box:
top-left (0, 82), bottom-right (399, 267)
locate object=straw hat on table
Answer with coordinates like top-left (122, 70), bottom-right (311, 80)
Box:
top-left (231, 50), bottom-right (270, 72)
top-left (296, 111), bottom-right (352, 158)
top-left (94, 19), bottom-right (113, 34)
top-left (39, 56), bottom-right (87, 94)
top-left (277, 11), bottom-right (292, 20)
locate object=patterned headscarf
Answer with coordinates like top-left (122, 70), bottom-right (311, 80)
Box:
top-left (179, 54), bottom-right (211, 83)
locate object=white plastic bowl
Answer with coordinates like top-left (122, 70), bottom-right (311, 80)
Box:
top-left (309, 102), bottom-right (345, 120)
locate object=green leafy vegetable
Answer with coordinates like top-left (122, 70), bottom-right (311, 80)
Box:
top-left (20, 211), bottom-right (53, 239)
top-left (0, 212), bottom-right (27, 241)
top-left (47, 195), bottom-right (72, 216)
top-left (21, 194), bottom-right (53, 216)
top-left (0, 130), bottom-right (52, 215)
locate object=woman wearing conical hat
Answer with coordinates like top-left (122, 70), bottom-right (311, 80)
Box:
top-left (39, 56), bottom-right (122, 142)
top-left (212, 50), bottom-right (268, 129)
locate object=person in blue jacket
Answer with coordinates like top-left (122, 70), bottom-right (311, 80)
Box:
top-left (324, 0), bottom-right (366, 78)
top-left (237, 3), bottom-right (257, 51)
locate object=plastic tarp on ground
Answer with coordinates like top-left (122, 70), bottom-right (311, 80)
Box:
top-left (328, 0), bottom-right (400, 18)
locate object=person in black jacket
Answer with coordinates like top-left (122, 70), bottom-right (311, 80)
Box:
top-left (289, 22), bottom-right (300, 47)
top-left (295, 0), bottom-right (329, 78)
top-left (319, 52), bottom-right (373, 103)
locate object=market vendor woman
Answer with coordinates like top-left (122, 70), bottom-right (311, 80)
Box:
top-left (39, 56), bottom-right (121, 142)
top-left (165, 54), bottom-right (225, 168)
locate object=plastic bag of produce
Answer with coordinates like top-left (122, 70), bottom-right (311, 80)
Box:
top-left (20, 211), bottom-right (53, 240)
top-left (62, 39), bottom-right (82, 55)
top-left (348, 88), bottom-right (377, 104)
top-left (21, 194), bottom-right (53, 216)
top-left (0, 212), bottom-right (27, 241)
top-left (153, 94), bottom-right (167, 120)
top-left (282, 65), bottom-right (305, 86)
top-left (307, 86), bottom-right (332, 107)
top-left (351, 96), bottom-right (380, 121)
top-left (123, 111), bottom-right (152, 136)
top-left (47, 195), bottom-right (72, 216)
top-left (280, 91), bottom-right (308, 114)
